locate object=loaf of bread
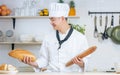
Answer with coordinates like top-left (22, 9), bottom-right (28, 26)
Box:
top-left (8, 49), bottom-right (36, 62)
top-left (65, 46), bottom-right (97, 67)
top-left (0, 64), bottom-right (17, 71)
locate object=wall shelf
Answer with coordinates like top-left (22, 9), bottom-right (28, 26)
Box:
top-left (0, 42), bottom-right (42, 50)
top-left (0, 42), bottom-right (42, 45)
top-left (0, 16), bottom-right (79, 50)
top-left (0, 16), bottom-right (80, 19)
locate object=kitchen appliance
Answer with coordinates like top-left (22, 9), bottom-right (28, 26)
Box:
top-left (94, 15), bottom-right (98, 38)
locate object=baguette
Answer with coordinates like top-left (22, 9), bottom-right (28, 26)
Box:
top-left (65, 46), bottom-right (97, 67)
top-left (8, 49), bottom-right (36, 62)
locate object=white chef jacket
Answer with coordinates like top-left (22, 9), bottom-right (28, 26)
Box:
top-left (34, 28), bottom-right (89, 72)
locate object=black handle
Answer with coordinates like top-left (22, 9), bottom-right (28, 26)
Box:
top-left (105, 15), bottom-right (108, 30)
top-left (119, 15), bottom-right (120, 25)
top-left (111, 15), bottom-right (114, 26)
top-left (11, 43), bottom-right (14, 50)
top-left (12, 18), bottom-right (16, 29)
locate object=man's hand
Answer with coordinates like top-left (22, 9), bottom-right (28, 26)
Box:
top-left (21, 56), bottom-right (38, 68)
top-left (72, 57), bottom-right (84, 69)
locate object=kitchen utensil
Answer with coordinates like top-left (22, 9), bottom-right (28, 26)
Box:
top-left (102, 15), bottom-right (108, 40)
top-left (94, 15), bottom-right (98, 38)
top-left (98, 15), bottom-right (103, 42)
top-left (106, 15), bottom-right (114, 37)
top-left (65, 46), bottom-right (97, 67)
top-left (99, 15), bottom-right (102, 26)
top-left (111, 15), bottom-right (120, 44)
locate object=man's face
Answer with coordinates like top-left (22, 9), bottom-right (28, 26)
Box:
top-left (49, 17), bottom-right (62, 30)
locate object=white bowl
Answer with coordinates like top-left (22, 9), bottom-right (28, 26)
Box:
top-left (20, 34), bottom-right (34, 42)
top-left (34, 35), bottom-right (44, 42)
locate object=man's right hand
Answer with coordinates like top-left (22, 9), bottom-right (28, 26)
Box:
top-left (21, 56), bottom-right (38, 68)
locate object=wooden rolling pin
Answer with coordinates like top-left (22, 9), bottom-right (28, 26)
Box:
top-left (65, 46), bottom-right (97, 67)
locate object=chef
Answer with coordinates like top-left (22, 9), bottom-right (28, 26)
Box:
top-left (22, 2), bottom-right (89, 72)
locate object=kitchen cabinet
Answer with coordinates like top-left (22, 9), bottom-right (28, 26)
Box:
top-left (0, 16), bottom-right (80, 50)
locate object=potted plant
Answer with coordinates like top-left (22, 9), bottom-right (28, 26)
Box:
top-left (58, 0), bottom-right (64, 3)
top-left (69, 23), bottom-right (86, 34)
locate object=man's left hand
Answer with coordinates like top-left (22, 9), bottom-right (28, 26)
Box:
top-left (72, 57), bottom-right (84, 68)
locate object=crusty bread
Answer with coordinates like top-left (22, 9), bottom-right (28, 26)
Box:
top-left (8, 49), bottom-right (36, 62)
top-left (0, 64), bottom-right (7, 70)
top-left (0, 64), bottom-right (17, 71)
top-left (65, 46), bottom-right (97, 67)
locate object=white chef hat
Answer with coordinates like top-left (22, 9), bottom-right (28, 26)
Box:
top-left (49, 3), bottom-right (70, 17)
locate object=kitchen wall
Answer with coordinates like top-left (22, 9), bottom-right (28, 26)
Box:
top-left (0, 0), bottom-right (120, 72)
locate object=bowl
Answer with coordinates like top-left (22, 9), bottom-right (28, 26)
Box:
top-left (34, 34), bottom-right (44, 42)
top-left (20, 34), bottom-right (34, 42)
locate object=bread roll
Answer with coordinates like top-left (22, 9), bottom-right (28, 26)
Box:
top-left (8, 49), bottom-right (36, 62)
top-left (0, 64), bottom-right (17, 71)
top-left (0, 64), bottom-right (7, 70)
top-left (65, 46), bottom-right (97, 67)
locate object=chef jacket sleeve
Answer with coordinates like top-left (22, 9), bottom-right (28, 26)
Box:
top-left (33, 37), bottom-right (49, 72)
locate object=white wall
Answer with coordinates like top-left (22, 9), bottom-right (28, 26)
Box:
top-left (0, 0), bottom-right (120, 72)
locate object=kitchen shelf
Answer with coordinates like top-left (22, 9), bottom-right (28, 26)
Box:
top-left (0, 16), bottom-right (79, 50)
top-left (0, 42), bottom-right (42, 50)
top-left (0, 16), bottom-right (80, 29)
top-left (0, 16), bottom-right (80, 19)
top-left (0, 42), bottom-right (42, 45)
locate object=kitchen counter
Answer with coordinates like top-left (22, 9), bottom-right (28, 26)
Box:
top-left (1, 72), bottom-right (119, 75)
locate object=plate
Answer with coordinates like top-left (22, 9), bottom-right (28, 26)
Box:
top-left (0, 30), bottom-right (3, 37)
top-left (0, 70), bottom-right (18, 74)
top-left (6, 30), bottom-right (14, 37)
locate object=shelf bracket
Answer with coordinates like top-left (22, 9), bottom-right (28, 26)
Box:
top-left (12, 18), bottom-right (16, 29)
top-left (11, 43), bottom-right (14, 50)
top-left (11, 18), bottom-right (15, 50)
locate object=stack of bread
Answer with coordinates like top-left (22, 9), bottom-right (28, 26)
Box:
top-left (8, 49), bottom-right (36, 62)
top-left (0, 64), bottom-right (17, 71)
top-left (0, 4), bottom-right (11, 16)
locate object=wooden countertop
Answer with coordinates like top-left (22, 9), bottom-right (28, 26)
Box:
top-left (1, 72), bottom-right (119, 75)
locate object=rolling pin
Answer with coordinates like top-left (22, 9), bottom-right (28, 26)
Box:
top-left (65, 46), bottom-right (97, 67)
